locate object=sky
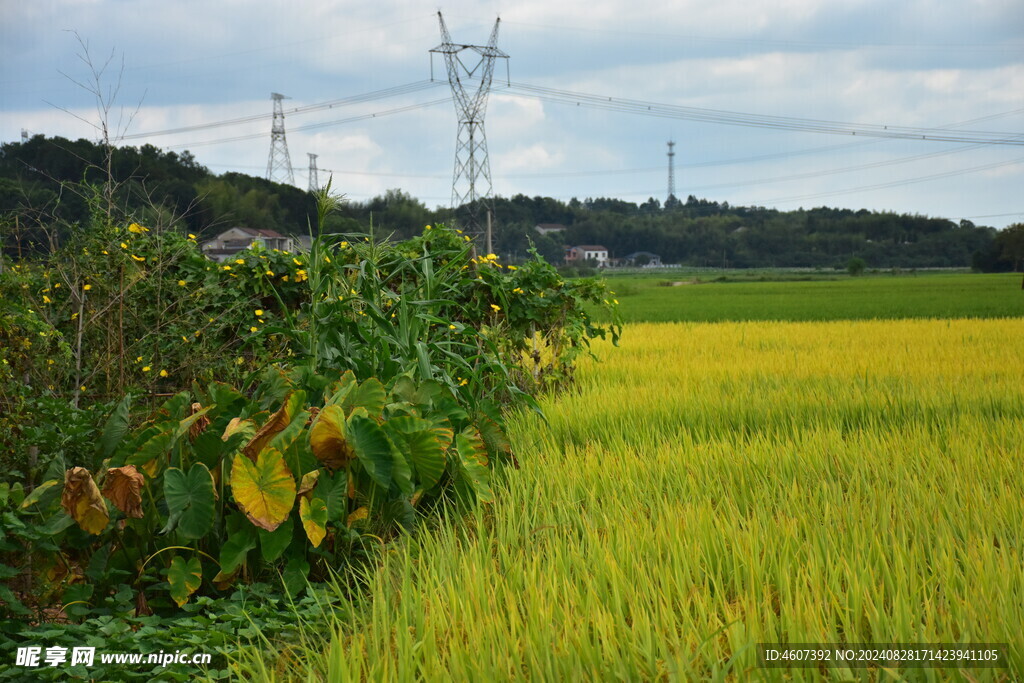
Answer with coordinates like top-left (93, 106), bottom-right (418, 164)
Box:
top-left (1, 0), bottom-right (1023, 228)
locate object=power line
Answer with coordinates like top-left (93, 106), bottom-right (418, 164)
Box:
top-left (498, 81), bottom-right (1024, 145)
top-left (120, 81), bottom-right (444, 140)
top-left (160, 97), bottom-right (451, 149)
top-left (752, 155), bottom-right (1024, 205)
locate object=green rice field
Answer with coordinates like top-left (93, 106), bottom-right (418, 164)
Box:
top-left (596, 272), bottom-right (1023, 322)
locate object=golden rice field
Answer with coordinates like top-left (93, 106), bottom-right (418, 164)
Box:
top-left (245, 319), bottom-right (1024, 681)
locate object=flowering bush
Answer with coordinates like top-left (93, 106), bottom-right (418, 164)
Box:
top-left (1, 187), bottom-right (620, 618)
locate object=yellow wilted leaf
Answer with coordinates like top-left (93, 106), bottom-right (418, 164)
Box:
top-left (346, 506), bottom-right (368, 527)
top-left (297, 470), bottom-right (319, 498)
top-left (300, 496), bottom-right (328, 547)
top-left (61, 467), bottom-right (109, 535)
top-left (141, 459), bottom-right (159, 479)
top-left (230, 449), bottom-right (296, 532)
top-left (101, 465), bottom-right (145, 519)
top-left (309, 404), bottom-right (354, 470)
top-left (243, 394), bottom-right (298, 461)
top-left (223, 417), bottom-right (254, 441)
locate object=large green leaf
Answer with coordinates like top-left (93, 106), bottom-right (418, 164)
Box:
top-left (167, 555), bottom-right (202, 607)
top-left (98, 393), bottom-right (133, 458)
top-left (230, 448), bottom-right (296, 532)
top-left (163, 463), bottom-right (216, 539)
top-left (404, 429), bottom-right (448, 489)
top-left (347, 415), bottom-right (393, 489)
top-left (320, 470), bottom-right (348, 524)
top-left (282, 556), bottom-right (309, 598)
top-left (125, 430), bottom-right (174, 468)
top-left (219, 527), bottom-right (257, 574)
top-left (258, 516), bottom-right (294, 563)
top-left (343, 378), bottom-right (386, 417)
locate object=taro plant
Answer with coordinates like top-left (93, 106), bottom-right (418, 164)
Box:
top-left (21, 364), bottom-right (505, 611)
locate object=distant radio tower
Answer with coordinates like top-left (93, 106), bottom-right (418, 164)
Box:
top-left (666, 140), bottom-right (677, 205)
top-left (431, 11), bottom-right (509, 236)
top-left (21, 129), bottom-right (28, 143)
top-left (266, 93), bottom-right (295, 185)
top-left (307, 153), bottom-right (319, 192)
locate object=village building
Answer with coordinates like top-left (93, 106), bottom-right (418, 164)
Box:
top-left (200, 227), bottom-right (297, 262)
top-left (565, 244), bottom-right (609, 267)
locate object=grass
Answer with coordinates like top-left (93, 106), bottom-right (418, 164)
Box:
top-left (237, 318), bottom-right (1024, 681)
top-left (594, 273), bottom-right (1024, 323)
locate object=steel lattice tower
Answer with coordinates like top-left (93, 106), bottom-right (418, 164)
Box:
top-left (266, 93), bottom-right (295, 185)
top-left (666, 140), bottom-right (677, 204)
top-left (430, 12), bottom-right (508, 235)
top-left (307, 153), bottom-right (319, 192)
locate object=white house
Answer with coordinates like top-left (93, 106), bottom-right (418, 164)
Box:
top-left (565, 244), bottom-right (609, 267)
top-left (200, 227), bottom-right (296, 262)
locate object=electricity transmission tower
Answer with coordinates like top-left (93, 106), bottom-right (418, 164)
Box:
top-left (307, 153), bottom-right (319, 192)
top-left (666, 140), bottom-right (677, 206)
top-left (430, 12), bottom-right (508, 236)
top-left (266, 93), bottom-right (295, 185)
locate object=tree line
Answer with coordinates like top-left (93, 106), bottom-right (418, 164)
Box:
top-left (1, 135), bottom-right (1020, 270)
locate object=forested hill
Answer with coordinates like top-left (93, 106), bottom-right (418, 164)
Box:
top-left (1, 135), bottom-right (1019, 270)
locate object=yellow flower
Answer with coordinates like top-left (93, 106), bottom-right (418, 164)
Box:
top-left (449, 324), bottom-right (456, 330)
top-left (340, 241), bottom-right (349, 248)
top-left (47, 359), bottom-right (54, 365)
top-left (512, 287), bottom-right (524, 294)
top-left (485, 253), bottom-right (498, 261)
top-left (293, 258), bottom-right (302, 266)
top-left (128, 223), bottom-right (148, 233)
top-left (42, 295), bottom-right (52, 304)
top-left (83, 284), bottom-right (92, 291)
top-left (80, 385), bottom-right (87, 392)
top-left (464, 236), bottom-right (471, 242)
top-left (235, 357), bottom-right (245, 365)
top-left (142, 366), bottom-right (151, 372)
top-left (131, 254), bottom-right (145, 262)
top-left (281, 275), bottom-right (289, 282)
top-left (490, 304), bottom-right (501, 312)
top-left (235, 259), bottom-right (245, 265)
top-left (188, 233), bottom-right (197, 239)
top-left (613, 299), bottom-right (619, 305)
top-left (265, 270), bottom-right (274, 277)
top-left (255, 309), bottom-right (264, 316)
top-left (459, 378), bottom-right (468, 386)
top-left (507, 265), bottom-right (517, 270)
top-left (101, 250), bottom-right (109, 255)
top-left (159, 369), bottom-right (168, 377)
top-left (136, 356), bottom-right (143, 362)
top-left (178, 280), bottom-right (186, 287)
top-left (120, 242), bottom-right (128, 249)
top-left (222, 265), bottom-right (232, 271)
top-left (182, 336), bottom-right (190, 343)
top-left (456, 229), bottom-right (463, 234)
top-left (194, 330), bottom-right (201, 337)
top-left (324, 256), bottom-right (330, 264)
top-left (250, 326), bottom-right (258, 333)
top-left (53, 283), bottom-right (60, 288)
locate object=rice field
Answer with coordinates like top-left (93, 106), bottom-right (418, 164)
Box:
top-left (595, 273), bottom-right (1024, 322)
top-left (243, 318), bottom-right (1024, 681)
